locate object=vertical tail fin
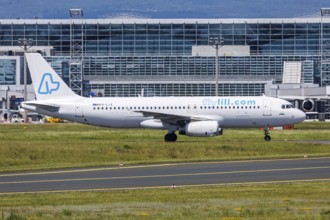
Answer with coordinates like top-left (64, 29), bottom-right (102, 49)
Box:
top-left (26, 53), bottom-right (79, 100)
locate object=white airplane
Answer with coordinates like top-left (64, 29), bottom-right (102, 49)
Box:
top-left (21, 53), bottom-right (306, 142)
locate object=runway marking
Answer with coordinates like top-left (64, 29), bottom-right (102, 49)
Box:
top-left (0, 178), bottom-right (330, 195)
top-left (1, 156), bottom-right (330, 177)
top-left (1, 166), bottom-right (329, 185)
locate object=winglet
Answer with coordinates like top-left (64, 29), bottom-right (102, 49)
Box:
top-left (26, 53), bottom-right (79, 100)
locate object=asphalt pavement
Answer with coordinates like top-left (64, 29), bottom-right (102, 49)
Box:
top-left (0, 157), bottom-right (329, 194)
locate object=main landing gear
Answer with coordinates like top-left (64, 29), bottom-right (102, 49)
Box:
top-left (165, 132), bottom-right (177, 142)
top-left (264, 127), bottom-right (271, 141)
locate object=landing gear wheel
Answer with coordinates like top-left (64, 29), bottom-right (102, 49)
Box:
top-left (264, 126), bottom-right (271, 141)
top-left (264, 135), bottom-right (271, 141)
top-left (165, 133), bottom-right (177, 142)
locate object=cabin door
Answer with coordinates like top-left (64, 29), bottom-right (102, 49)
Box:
top-left (263, 99), bottom-right (272, 116)
top-left (75, 101), bottom-right (84, 117)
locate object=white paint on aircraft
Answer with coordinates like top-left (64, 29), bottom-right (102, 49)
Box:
top-left (22, 53), bottom-right (306, 142)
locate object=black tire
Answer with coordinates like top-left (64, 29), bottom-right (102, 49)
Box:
top-left (164, 134), bottom-right (172, 142)
top-left (164, 133), bottom-right (177, 142)
top-left (171, 133), bottom-right (177, 142)
top-left (264, 135), bottom-right (271, 141)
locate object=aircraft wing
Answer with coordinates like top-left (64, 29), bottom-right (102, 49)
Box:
top-left (135, 110), bottom-right (224, 125)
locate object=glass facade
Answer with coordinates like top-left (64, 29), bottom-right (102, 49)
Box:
top-left (0, 58), bottom-right (17, 85)
top-left (85, 83), bottom-right (265, 97)
top-left (0, 18), bottom-right (329, 96)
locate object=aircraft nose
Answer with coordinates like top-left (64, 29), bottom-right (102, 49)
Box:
top-left (296, 109), bottom-right (306, 123)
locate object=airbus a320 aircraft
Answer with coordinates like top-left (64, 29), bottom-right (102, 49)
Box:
top-left (22, 53), bottom-right (306, 142)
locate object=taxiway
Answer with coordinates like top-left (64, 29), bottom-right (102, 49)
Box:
top-left (0, 157), bottom-right (329, 194)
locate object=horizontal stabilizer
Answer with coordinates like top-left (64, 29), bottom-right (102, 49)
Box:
top-left (21, 102), bottom-right (60, 112)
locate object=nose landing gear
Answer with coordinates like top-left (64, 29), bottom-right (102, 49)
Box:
top-left (264, 127), bottom-right (271, 141)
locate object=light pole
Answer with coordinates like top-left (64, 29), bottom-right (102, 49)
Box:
top-left (69, 9), bottom-right (84, 95)
top-left (18, 38), bottom-right (33, 123)
top-left (209, 37), bottom-right (224, 96)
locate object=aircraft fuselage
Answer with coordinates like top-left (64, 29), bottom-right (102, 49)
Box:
top-left (23, 96), bottom-right (306, 129)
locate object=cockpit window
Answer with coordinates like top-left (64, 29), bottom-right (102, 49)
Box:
top-left (282, 104), bottom-right (294, 109)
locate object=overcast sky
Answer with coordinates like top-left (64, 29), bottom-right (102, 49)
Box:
top-left (0, 0), bottom-right (329, 19)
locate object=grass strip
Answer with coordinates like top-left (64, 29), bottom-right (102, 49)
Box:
top-left (0, 122), bottom-right (329, 172)
top-left (0, 181), bottom-right (329, 219)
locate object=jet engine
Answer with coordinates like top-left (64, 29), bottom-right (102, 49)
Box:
top-left (179, 121), bottom-right (222, 137)
top-left (302, 99), bottom-right (314, 112)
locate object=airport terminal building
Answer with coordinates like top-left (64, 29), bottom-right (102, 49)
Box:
top-left (0, 12), bottom-right (330, 117)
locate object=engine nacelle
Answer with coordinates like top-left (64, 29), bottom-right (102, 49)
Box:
top-left (302, 99), bottom-right (314, 112)
top-left (179, 121), bottom-right (221, 137)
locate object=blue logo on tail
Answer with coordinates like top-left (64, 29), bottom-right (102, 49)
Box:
top-left (38, 73), bottom-right (60, 95)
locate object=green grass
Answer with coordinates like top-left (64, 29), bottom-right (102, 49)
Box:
top-left (0, 122), bottom-right (329, 172)
top-left (0, 182), bottom-right (330, 219)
